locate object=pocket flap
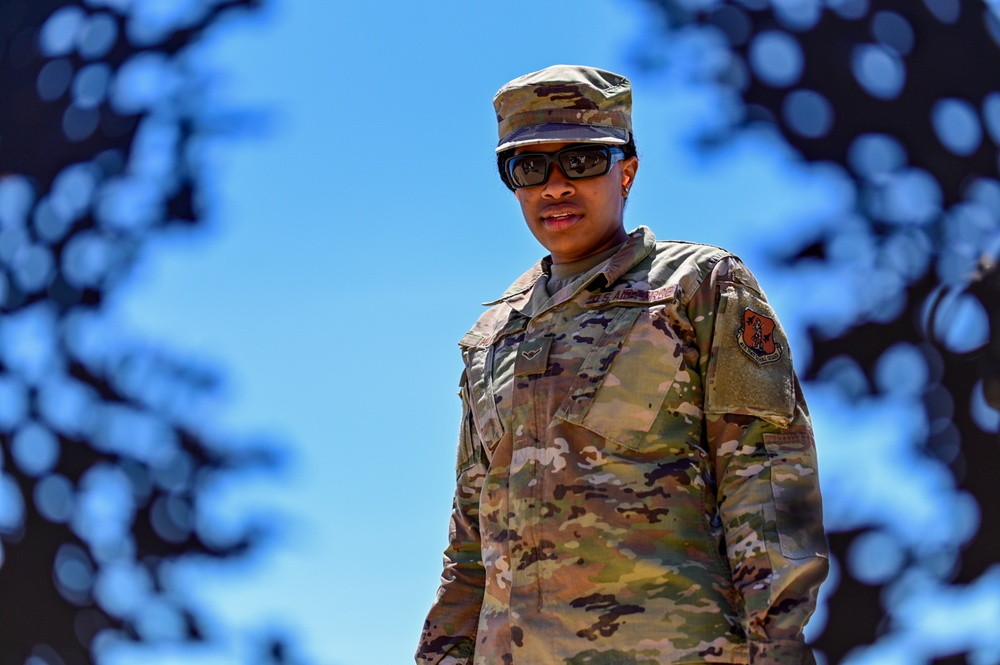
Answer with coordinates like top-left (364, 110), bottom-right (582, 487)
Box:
top-left (556, 307), bottom-right (684, 448)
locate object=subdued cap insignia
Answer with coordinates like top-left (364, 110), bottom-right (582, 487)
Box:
top-left (737, 308), bottom-right (783, 364)
top-left (493, 64), bottom-right (632, 153)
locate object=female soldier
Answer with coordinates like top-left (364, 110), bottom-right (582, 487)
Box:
top-left (417, 64), bottom-right (828, 665)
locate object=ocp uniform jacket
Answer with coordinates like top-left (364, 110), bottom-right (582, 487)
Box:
top-left (418, 226), bottom-right (828, 665)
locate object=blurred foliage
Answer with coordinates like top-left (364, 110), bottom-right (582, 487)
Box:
top-left (634, 0), bottom-right (1000, 662)
top-left (0, 1), bottom-right (300, 664)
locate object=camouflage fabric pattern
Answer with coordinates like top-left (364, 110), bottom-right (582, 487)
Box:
top-left (493, 65), bottom-right (632, 152)
top-left (418, 227), bottom-right (828, 665)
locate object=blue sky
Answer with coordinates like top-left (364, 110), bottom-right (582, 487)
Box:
top-left (92, 1), bottom-right (1000, 664)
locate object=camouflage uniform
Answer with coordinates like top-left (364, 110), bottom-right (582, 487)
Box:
top-left (417, 227), bottom-right (828, 665)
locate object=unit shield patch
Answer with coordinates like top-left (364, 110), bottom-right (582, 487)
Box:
top-left (737, 308), bottom-right (782, 364)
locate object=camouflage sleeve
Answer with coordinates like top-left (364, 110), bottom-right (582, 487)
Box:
top-left (416, 374), bottom-right (486, 665)
top-left (690, 256), bottom-right (829, 665)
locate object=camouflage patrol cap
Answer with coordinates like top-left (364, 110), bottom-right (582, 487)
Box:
top-left (493, 64), bottom-right (632, 153)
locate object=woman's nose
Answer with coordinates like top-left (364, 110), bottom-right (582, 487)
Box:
top-left (541, 164), bottom-right (575, 198)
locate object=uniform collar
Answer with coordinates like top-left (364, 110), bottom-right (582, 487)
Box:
top-left (483, 226), bottom-right (657, 308)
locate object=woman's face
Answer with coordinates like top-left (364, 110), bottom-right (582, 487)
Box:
top-left (512, 142), bottom-right (638, 264)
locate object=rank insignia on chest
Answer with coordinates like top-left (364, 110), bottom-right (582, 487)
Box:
top-left (515, 336), bottom-right (553, 376)
top-left (736, 308), bottom-right (782, 364)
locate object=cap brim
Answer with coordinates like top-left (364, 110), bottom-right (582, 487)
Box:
top-left (496, 123), bottom-right (629, 153)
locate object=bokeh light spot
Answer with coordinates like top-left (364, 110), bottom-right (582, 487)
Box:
top-left (63, 232), bottom-right (113, 288)
top-left (983, 93), bottom-right (1000, 146)
top-left (62, 104), bottom-right (100, 143)
top-left (987, 8), bottom-right (1000, 49)
top-left (63, 308), bottom-right (113, 368)
top-left (817, 356), bottom-right (870, 399)
top-left (94, 559), bottom-right (152, 619)
top-left (152, 450), bottom-right (193, 492)
top-left (39, 6), bottom-right (85, 57)
top-left (872, 168), bottom-right (942, 225)
top-left (33, 199), bottom-right (73, 244)
top-left (848, 133), bottom-right (907, 180)
top-left (879, 169), bottom-right (942, 224)
top-left (73, 464), bottom-right (136, 556)
top-left (965, 177), bottom-right (1000, 216)
top-left (749, 30), bottom-right (804, 87)
top-left (72, 63), bottom-right (112, 110)
top-left (96, 177), bottom-right (162, 229)
top-left (923, 0), bottom-right (960, 24)
top-left (54, 543), bottom-right (94, 604)
top-left (26, 645), bottom-right (65, 665)
top-left (37, 59), bottom-right (74, 102)
top-left (12, 244), bottom-right (55, 293)
top-left (872, 11), bottom-right (915, 55)
top-left (866, 269), bottom-right (907, 322)
top-left (35, 474), bottom-right (75, 523)
top-left (51, 163), bottom-right (98, 221)
top-left (826, 0), bottom-right (869, 21)
top-left (971, 380), bottom-right (1000, 432)
top-left (852, 44), bottom-right (906, 99)
top-left (0, 374), bottom-right (29, 431)
top-left (0, 175), bottom-right (36, 226)
top-left (151, 494), bottom-right (192, 543)
top-left (39, 375), bottom-right (97, 436)
top-left (709, 5), bottom-right (752, 46)
top-left (111, 51), bottom-right (175, 115)
top-left (0, 227), bottom-right (30, 263)
top-left (78, 13), bottom-right (118, 60)
top-left (848, 530), bottom-right (906, 584)
top-left (772, 0), bottom-right (822, 31)
top-left (94, 405), bottom-right (178, 464)
top-left (933, 98), bottom-right (983, 156)
top-left (931, 291), bottom-right (989, 352)
top-left (783, 89), bottom-right (834, 138)
top-left (945, 201), bottom-right (998, 250)
top-left (880, 229), bottom-right (932, 281)
top-left (12, 421), bottom-right (61, 477)
top-left (875, 343), bottom-right (929, 396)
top-left (0, 474), bottom-right (26, 534)
top-left (134, 600), bottom-right (186, 643)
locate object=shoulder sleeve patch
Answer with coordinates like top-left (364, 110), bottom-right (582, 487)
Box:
top-left (706, 284), bottom-right (795, 426)
top-left (737, 308), bottom-right (782, 364)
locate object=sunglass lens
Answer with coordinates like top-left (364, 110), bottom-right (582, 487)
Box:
top-left (560, 147), bottom-right (609, 178)
top-left (508, 154), bottom-right (547, 188)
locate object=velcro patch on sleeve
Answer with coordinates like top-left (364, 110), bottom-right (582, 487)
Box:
top-left (705, 285), bottom-right (795, 426)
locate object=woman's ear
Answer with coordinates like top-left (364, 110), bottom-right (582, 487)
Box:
top-left (621, 156), bottom-right (638, 191)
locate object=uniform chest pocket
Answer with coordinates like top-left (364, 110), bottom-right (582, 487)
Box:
top-left (459, 320), bottom-right (523, 453)
top-left (555, 305), bottom-right (685, 450)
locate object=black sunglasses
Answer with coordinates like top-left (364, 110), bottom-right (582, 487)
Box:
top-left (504, 144), bottom-right (626, 189)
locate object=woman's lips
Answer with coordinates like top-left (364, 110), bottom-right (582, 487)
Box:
top-left (541, 211), bottom-right (582, 229)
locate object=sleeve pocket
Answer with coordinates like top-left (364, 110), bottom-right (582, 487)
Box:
top-left (762, 431), bottom-right (827, 560)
